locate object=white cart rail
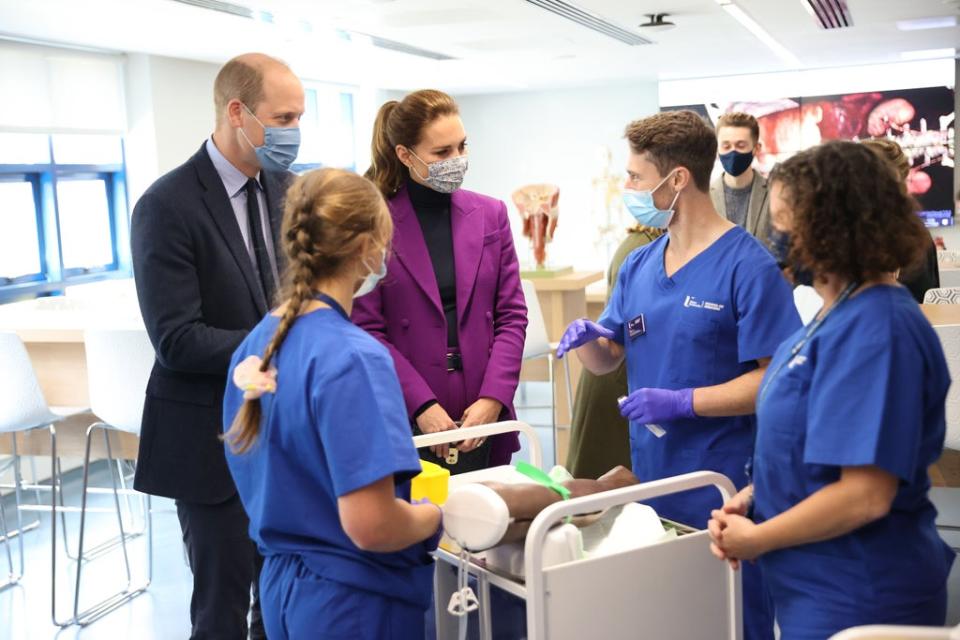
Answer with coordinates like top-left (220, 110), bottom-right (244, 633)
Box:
top-left (523, 470), bottom-right (740, 640)
top-left (412, 419), bottom-right (543, 469)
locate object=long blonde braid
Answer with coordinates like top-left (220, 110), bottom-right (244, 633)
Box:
top-left (224, 169), bottom-right (392, 453)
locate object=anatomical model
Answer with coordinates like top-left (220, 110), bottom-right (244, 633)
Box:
top-left (443, 466), bottom-right (639, 550)
top-left (512, 183), bottom-right (559, 269)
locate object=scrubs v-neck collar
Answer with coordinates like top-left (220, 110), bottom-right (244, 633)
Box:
top-left (657, 226), bottom-right (740, 289)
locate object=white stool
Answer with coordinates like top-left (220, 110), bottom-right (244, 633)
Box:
top-left (0, 332), bottom-right (79, 592)
top-left (57, 328), bottom-right (155, 627)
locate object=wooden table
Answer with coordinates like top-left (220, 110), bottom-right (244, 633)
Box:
top-left (922, 303), bottom-right (960, 326)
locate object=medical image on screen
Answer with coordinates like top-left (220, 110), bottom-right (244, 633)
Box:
top-left (664, 86), bottom-right (956, 227)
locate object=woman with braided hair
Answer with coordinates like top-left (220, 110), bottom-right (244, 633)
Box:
top-left (222, 168), bottom-right (442, 640)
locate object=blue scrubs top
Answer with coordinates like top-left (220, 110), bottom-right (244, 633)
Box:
top-left (754, 285), bottom-right (954, 635)
top-left (223, 308), bottom-right (433, 608)
top-left (599, 226), bottom-right (800, 528)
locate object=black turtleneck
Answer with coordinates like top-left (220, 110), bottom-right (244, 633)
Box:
top-left (407, 178), bottom-right (458, 348)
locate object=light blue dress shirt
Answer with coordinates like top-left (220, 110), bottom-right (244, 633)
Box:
top-left (205, 137), bottom-right (279, 284)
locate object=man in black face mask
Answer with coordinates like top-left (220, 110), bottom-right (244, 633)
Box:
top-left (709, 112), bottom-right (772, 247)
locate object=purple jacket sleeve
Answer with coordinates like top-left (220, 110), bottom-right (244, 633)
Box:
top-left (351, 283), bottom-right (437, 419)
top-left (478, 202), bottom-right (528, 408)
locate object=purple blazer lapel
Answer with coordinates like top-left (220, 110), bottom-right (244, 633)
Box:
top-left (451, 190), bottom-right (484, 324)
top-left (390, 187), bottom-right (443, 315)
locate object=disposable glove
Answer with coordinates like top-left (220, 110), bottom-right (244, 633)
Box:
top-left (556, 319), bottom-right (614, 359)
top-left (618, 387), bottom-right (695, 424)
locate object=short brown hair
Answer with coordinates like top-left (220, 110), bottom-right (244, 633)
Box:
top-left (365, 89), bottom-right (460, 196)
top-left (624, 110), bottom-right (717, 192)
top-left (716, 112), bottom-right (760, 143)
top-left (861, 138), bottom-right (910, 183)
top-left (213, 54), bottom-right (290, 124)
top-left (770, 140), bottom-right (927, 283)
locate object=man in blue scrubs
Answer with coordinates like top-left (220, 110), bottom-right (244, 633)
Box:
top-left (557, 110), bottom-right (800, 640)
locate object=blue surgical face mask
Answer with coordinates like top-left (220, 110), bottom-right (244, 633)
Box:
top-left (409, 150), bottom-right (468, 194)
top-left (354, 250), bottom-right (387, 298)
top-left (719, 149), bottom-right (754, 177)
top-left (622, 171), bottom-right (681, 229)
top-left (240, 104), bottom-right (301, 172)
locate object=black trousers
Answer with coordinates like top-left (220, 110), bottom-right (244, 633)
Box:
top-left (176, 494), bottom-right (266, 640)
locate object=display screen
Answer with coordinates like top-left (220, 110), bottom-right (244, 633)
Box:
top-left (664, 86), bottom-right (956, 226)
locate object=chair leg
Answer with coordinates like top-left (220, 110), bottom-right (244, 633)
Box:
top-left (0, 436), bottom-right (37, 557)
top-left (548, 353), bottom-right (557, 468)
top-left (50, 423), bottom-right (69, 627)
top-left (56, 457), bottom-right (75, 561)
top-left (11, 437), bottom-right (25, 580)
top-left (0, 488), bottom-right (20, 591)
top-left (67, 424), bottom-right (148, 627)
top-left (28, 451), bottom-right (43, 515)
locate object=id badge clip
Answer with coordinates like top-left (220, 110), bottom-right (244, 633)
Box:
top-left (627, 314), bottom-right (646, 339)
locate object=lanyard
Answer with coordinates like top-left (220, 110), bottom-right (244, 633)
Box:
top-left (313, 292), bottom-right (349, 321)
top-left (757, 280), bottom-right (859, 407)
top-left (746, 280), bottom-right (859, 488)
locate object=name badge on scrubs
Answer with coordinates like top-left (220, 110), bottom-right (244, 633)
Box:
top-left (627, 314), bottom-right (646, 339)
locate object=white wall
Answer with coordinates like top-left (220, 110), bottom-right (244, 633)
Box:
top-left (455, 83), bottom-right (659, 273)
top-left (124, 54), bottom-right (220, 205)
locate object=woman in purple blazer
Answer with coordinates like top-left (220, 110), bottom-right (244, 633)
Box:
top-left (355, 89), bottom-right (527, 469)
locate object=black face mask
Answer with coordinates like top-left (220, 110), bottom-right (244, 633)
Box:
top-left (769, 230), bottom-right (814, 287)
top-left (769, 230), bottom-right (791, 268)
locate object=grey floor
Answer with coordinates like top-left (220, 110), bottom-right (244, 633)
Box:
top-left (1, 381), bottom-right (958, 639)
top-left (0, 462), bottom-right (192, 640)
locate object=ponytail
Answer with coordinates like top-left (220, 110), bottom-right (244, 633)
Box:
top-left (365, 101), bottom-right (407, 197)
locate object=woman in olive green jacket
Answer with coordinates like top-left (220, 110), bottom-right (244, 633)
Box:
top-left (565, 226), bottom-right (664, 478)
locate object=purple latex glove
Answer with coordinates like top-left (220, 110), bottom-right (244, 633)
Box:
top-left (618, 388), bottom-right (696, 424)
top-left (556, 319), bottom-right (615, 359)
top-left (414, 498), bottom-right (444, 552)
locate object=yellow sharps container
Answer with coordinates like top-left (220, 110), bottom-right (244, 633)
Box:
top-left (410, 459), bottom-right (450, 505)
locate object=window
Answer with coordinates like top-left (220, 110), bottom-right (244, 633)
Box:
top-left (0, 133), bottom-right (129, 302)
top-left (56, 178), bottom-right (115, 271)
top-left (0, 180), bottom-right (42, 282)
top-left (292, 85), bottom-right (357, 173)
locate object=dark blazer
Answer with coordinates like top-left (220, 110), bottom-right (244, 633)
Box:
top-left (131, 142), bottom-right (290, 504)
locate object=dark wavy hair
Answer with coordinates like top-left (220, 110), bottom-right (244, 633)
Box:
top-left (769, 140), bottom-right (927, 283)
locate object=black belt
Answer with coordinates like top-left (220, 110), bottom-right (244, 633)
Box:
top-left (445, 352), bottom-right (462, 372)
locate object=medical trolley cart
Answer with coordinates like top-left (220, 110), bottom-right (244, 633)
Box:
top-left (413, 420), bottom-right (743, 640)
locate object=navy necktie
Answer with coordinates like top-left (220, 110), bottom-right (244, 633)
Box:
top-left (245, 178), bottom-right (276, 307)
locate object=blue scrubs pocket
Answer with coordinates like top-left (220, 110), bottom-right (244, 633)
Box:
top-left (669, 316), bottom-right (719, 386)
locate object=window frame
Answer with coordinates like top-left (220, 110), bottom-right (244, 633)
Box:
top-left (0, 134), bottom-right (131, 303)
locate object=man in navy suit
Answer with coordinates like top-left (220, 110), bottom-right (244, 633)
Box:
top-left (131, 53), bottom-right (303, 639)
